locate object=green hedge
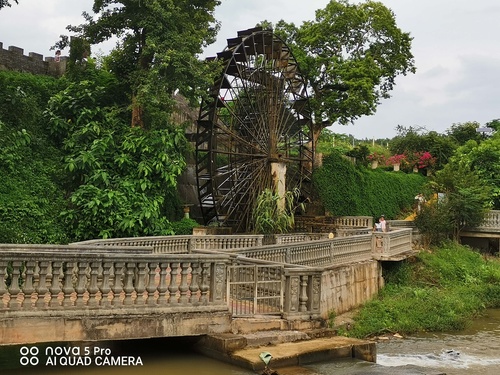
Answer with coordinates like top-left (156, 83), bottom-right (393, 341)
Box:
top-left (313, 151), bottom-right (426, 219)
top-left (0, 71), bottom-right (70, 243)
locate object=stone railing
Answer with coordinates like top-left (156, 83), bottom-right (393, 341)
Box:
top-left (372, 228), bottom-right (413, 258)
top-left (229, 236), bottom-right (373, 267)
top-left (473, 210), bottom-right (500, 230)
top-left (73, 234), bottom-right (264, 254)
top-left (273, 233), bottom-right (329, 244)
top-left (0, 245), bottom-right (229, 312)
top-left (336, 227), bottom-right (372, 237)
top-left (220, 228), bottom-right (412, 267)
top-left (331, 216), bottom-right (373, 228)
top-left (294, 215), bottom-right (373, 235)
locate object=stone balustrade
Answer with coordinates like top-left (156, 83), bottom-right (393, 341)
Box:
top-left (73, 234), bottom-right (264, 253)
top-left (475, 210), bottom-right (500, 229)
top-left (0, 246), bottom-right (229, 312)
top-left (294, 215), bottom-right (373, 235)
top-left (230, 235), bottom-right (373, 267)
top-left (372, 228), bottom-right (413, 259)
top-left (330, 216), bottom-right (373, 228)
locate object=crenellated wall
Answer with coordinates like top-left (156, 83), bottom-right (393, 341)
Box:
top-left (0, 42), bottom-right (67, 77)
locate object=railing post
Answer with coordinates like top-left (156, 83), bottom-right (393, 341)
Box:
top-left (23, 260), bottom-right (36, 309)
top-left (135, 262), bottom-right (147, 305)
top-left (210, 262), bottom-right (226, 304)
top-left (157, 262), bottom-right (169, 305)
top-left (168, 262), bottom-right (180, 303)
top-left (100, 261), bottom-right (113, 307)
top-left (200, 262), bottom-right (210, 304)
top-left (189, 262), bottom-right (200, 303)
top-left (178, 262), bottom-right (190, 304)
top-left (123, 262), bottom-right (136, 305)
top-left (0, 260), bottom-right (8, 309)
top-left (49, 261), bottom-right (63, 308)
top-left (8, 260), bottom-right (22, 310)
top-left (111, 261), bottom-right (125, 306)
top-left (35, 261), bottom-right (49, 308)
top-left (145, 262), bottom-right (158, 305)
top-left (75, 261), bottom-right (88, 307)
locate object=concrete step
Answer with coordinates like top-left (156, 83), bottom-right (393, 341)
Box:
top-left (195, 332), bottom-right (375, 372)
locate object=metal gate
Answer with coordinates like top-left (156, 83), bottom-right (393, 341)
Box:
top-left (227, 264), bottom-right (284, 316)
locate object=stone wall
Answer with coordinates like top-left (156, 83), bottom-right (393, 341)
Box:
top-left (320, 260), bottom-right (383, 317)
top-left (0, 42), bottom-right (66, 77)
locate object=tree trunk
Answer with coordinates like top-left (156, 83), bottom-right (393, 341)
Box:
top-left (131, 94), bottom-right (144, 128)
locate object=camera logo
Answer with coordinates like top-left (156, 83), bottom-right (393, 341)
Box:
top-left (20, 346), bottom-right (39, 366)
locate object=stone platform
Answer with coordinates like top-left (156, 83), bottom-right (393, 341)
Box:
top-left (196, 330), bottom-right (375, 372)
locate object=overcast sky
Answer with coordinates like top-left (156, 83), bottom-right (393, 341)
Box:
top-left (1, 0), bottom-right (499, 140)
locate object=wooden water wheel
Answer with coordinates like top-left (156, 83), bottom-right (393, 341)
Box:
top-left (196, 27), bottom-right (314, 232)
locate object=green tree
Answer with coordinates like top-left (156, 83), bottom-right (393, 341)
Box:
top-left (45, 81), bottom-right (188, 240)
top-left (0, 0), bottom-right (18, 9)
top-left (271, 0), bottom-right (416, 144)
top-left (417, 163), bottom-right (492, 243)
top-left (446, 121), bottom-right (483, 145)
top-left (450, 136), bottom-right (500, 209)
top-left (56, 0), bottom-right (221, 129)
top-left (389, 126), bottom-right (456, 171)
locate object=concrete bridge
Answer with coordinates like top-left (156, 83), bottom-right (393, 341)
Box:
top-left (0, 215), bottom-right (420, 347)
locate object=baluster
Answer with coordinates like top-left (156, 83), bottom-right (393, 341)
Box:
top-left (299, 275), bottom-right (309, 312)
top-left (123, 262), bottom-right (136, 305)
top-left (199, 262), bottom-right (210, 304)
top-left (75, 261), bottom-right (89, 307)
top-left (49, 261), bottom-right (62, 308)
top-left (135, 262), bottom-right (147, 305)
top-left (111, 262), bottom-right (125, 306)
top-left (168, 262), bottom-right (180, 303)
top-left (178, 262), bottom-right (190, 304)
top-left (88, 262), bottom-right (100, 307)
top-left (62, 262), bottom-right (76, 307)
top-left (7, 260), bottom-right (22, 310)
top-left (0, 260), bottom-right (8, 309)
top-left (35, 261), bottom-right (49, 308)
top-left (22, 261), bottom-right (36, 310)
top-left (145, 262), bottom-right (158, 305)
top-left (189, 262), bottom-right (200, 304)
top-left (157, 262), bottom-right (169, 305)
top-left (99, 262), bottom-right (113, 307)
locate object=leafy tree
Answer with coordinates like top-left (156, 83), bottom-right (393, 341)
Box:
top-left (389, 126), bottom-right (456, 171)
top-left (0, 0), bottom-right (17, 9)
top-left (417, 163), bottom-right (491, 243)
top-left (446, 121), bottom-right (483, 145)
top-left (271, 0), bottom-right (416, 144)
top-left (485, 119), bottom-right (500, 132)
top-left (450, 136), bottom-right (500, 209)
top-left (55, 0), bottom-right (221, 129)
top-left (45, 81), bottom-right (188, 240)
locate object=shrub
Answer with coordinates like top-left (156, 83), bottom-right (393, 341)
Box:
top-left (313, 150), bottom-right (426, 218)
top-left (170, 218), bottom-right (199, 235)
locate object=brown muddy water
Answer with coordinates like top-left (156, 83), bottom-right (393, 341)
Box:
top-left (1, 309), bottom-right (499, 375)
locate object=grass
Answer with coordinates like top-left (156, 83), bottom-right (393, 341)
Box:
top-left (344, 241), bottom-right (500, 338)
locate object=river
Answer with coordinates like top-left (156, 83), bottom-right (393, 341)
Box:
top-left (2, 309), bottom-right (500, 375)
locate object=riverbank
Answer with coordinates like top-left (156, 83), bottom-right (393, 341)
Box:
top-left (343, 242), bottom-right (500, 338)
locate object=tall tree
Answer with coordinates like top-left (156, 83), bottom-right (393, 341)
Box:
top-left (271, 0), bottom-right (416, 144)
top-left (56, 0), bottom-right (221, 128)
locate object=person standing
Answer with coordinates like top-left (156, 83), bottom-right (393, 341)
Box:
top-left (379, 215), bottom-right (387, 232)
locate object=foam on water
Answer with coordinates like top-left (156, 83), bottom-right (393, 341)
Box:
top-left (377, 349), bottom-right (500, 370)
